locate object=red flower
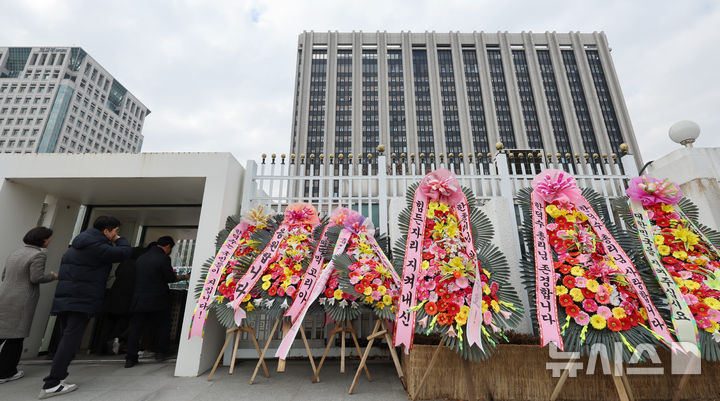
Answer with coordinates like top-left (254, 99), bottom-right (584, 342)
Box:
top-left (424, 302), bottom-right (438, 316)
top-left (446, 302), bottom-right (460, 316)
top-left (324, 288), bottom-right (335, 298)
top-left (558, 294), bottom-right (574, 307)
top-left (437, 313), bottom-right (452, 326)
top-left (268, 287), bottom-right (277, 297)
top-left (559, 264), bottom-right (572, 274)
top-left (595, 292), bottom-right (610, 304)
top-left (692, 303), bottom-right (710, 317)
top-left (621, 318), bottom-right (632, 331)
top-left (563, 275), bottom-right (576, 289)
top-left (565, 304), bottom-right (580, 317)
top-left (581, 288), bottom-right (595, 298)
top-left (607, 317), bottom-right (623, 332)
top-left (354, 284), bottom-right (365, 294)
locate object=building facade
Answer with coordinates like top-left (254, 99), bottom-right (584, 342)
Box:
top-left (289, 31), bottom-right (641, 167)
top-left (0, 47), bottom-right (148, 154)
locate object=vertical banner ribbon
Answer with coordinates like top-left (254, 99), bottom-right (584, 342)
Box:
top-left (530, 191), bottom-right (564, 349)
top-left (275, 229), bottom-right (352, 359)
top-left (629, 199), bottom-right (698, 354)
top-left (454, 197), bottom-right (484, 351)
top-left (285, 225), bottom-right (333, 323)
top-left (188, 222), bottom-right (245, 338)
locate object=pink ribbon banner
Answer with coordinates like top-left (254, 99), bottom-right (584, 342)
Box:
top-left (230, 225), bottom-right (288, 326)
top-left (454, 198), bottom-right (484, 350)
top-left (275, 229), bottom-right (352, 359)
top-left (575, 198), bottom-right (679, 351)
top-left (393, 191), bottom-right (428, 353)
top-left (530, 191), bottom-right (565, 350)
top-left (188, 222), bottom-right (245, 339)
top-left (366, 235), bottom-right (401, 287)
top-left (285, 225), bottom-right (333, 323)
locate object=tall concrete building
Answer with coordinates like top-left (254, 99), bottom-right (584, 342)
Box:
top-left (0, 47), bottom-right (148, 154)
top-left (289, 31), bottom-right (641, 167)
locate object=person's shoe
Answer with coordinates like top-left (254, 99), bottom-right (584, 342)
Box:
top-left (124, 359), bottom-right (138, 368)
top-left (111, 337), bottom-right (120, 355)
top-left (38, 381), bottom-right (77, 399)
top-left (0, 370), bottom-right (24, 384)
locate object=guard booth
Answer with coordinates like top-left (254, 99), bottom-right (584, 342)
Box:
top-left (0, 152), bottom-right (244, 376)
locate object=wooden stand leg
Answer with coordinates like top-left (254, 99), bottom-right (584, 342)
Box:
top-left (412, 338), bottom-right (445, 401)
top-left (246, 327), bottom-right (270, 378)
top-left (549, 364), bottom-right (572, 401)
top-left (250, 318), bottom-right (281, 384)
top-left (228, 328), bottom-right (242, 375)
top-left (347, 321), bottom-right (372, 381)
top-left (312, 328), bottom-right (338, 383)
top-left (349, 320), bottom-right (381, 394)
top-left (299, 326), bottom-right (318, 376)
top-left (277, 320), bottom-right (291, 373)
top-left (207, 328), bottom-right (236, 381)
top-left (340, 321), bottom-right (347, 373)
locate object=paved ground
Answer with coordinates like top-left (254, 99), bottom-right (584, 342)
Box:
top-left (2, 359), bottom-right (410, 401)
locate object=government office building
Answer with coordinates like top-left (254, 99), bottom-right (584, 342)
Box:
top-left (289, 31), bottom-right (642, 168)
top-left (0, 47), bottom-right (148, 154)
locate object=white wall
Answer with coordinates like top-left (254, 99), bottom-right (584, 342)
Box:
top-left (647, 147), bottom-right (720, 231)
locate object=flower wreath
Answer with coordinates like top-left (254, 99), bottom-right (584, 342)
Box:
top-left (617, 176), bottom-right (720, 360)
top-left (393, 169), bottom-right (523, 361)
top-left (227, 203), bottom-right (323, 325)
top-left (519, 170), bottom-right (678, 362)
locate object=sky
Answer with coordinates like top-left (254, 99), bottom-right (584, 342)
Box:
top-left (2, 0), bottom-right (718, 164)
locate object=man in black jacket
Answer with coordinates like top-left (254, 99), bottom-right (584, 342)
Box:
top-left (125, 236), bottom-right (188, 368)
top-left (40, 216), bottom-right (131, 399)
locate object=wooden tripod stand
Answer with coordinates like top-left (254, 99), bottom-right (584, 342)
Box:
top-left (349, 319), bottom-right (404, 394)
top-left (207, 324), bottom-right (267, 381)
top-left (312, 319), bottom-right (372, 383)
top-left (549, 353), bottom-right (635, 401)
top-left (249, 317), bottom-right (317, 384)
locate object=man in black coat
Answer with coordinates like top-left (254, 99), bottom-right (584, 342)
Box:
top-left (40, 216), bottom-right (131, 399)
top-left (125, 236), bottom-right (188, 368)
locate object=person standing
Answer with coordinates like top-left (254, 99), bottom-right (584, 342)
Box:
top-left (40, 216), bottom-right (131, 399)
top-left (0, 227), bottom-right (57, 384)
top-left (125, 236), bottom-right (188, 368)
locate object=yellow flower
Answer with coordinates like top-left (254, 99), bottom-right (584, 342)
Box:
top-left (674, 276), bottom-right (685, 286)
top-left (378, 285), bottom-right (387, 295)
top-left (365, 296), bottom-right (374, 303)
top-left (376, 301), bottom-right (386, 310)
top-left (363, 287), bottom-right (373, 296)
top-left (546, 205), bottom-right (563, 219)
top-left (334, 289), bottom-right (344, 300)
top-left (684, 280), bottom-right (701, 290)
top-left (242, 293), bottom-right (252, 302)
top-left (261, 281), bottom-right (271, 291)
top-left (573, 211), bottom-right (588, 222)
top-left (703, 298), bottom-right (720, 309)
top-left (569, 288), bottom-right (584, 302)
top-left (436, 203), bottom-right (450, 213)
top-left (483, 269), bottom-right (491, 278)
top-left (383, 294), bottom-right (393, 305)
top-left (421, 261), bottom-right (430, 270)
top-left (455, 314), bottom-right (468, 325)
top-left (705, 321), bottom-right (719, 333)
top-left (262, 274), bottom-right (272, 282)
top-left (586, 280), bottom-right (599, 293)
top-left (564, 214), bottom-right (576, 223)
top-left (612, 307), bottom-right (627, 319)
top-left (639, 308), bottom-right (648, 320)
top-left (654, 235), bottom-right (664, 246)
top-left (491, 300), bottom-right (500, 313)
top-left (483, 284), bottom-right (491, 295)
top-left (661, 204), bottom-right (675, 213)
top-left (481, 300), bottom-right (488, 313)
top-left (590, 315), bottom-right (607, 330)
top-left (246, 303), bottom-right (255, 312)
top-left (570, 266), bottom-right (585, 277)
top-left (458, 305), bottom-right (470, 318)
top-left (603, 283), bottom-right (613, 294)
top-left (556, 285), bottom-right (569, 296)
top-left (672, 250), bottom-right (688, 261)
top-left (657, 245), bottom-right (671, 256)
top-left (673, 227), bottom-right (700, 248)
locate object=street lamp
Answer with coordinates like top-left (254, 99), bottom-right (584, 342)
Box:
top-left (669, 120), bottom-right (700, 148)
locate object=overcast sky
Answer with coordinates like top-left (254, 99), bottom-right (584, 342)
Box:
top-left (2, 0), bottom-right (718, 164)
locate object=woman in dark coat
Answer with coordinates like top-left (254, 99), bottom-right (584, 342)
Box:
top-left (0, 227), bottom-right (57, 384)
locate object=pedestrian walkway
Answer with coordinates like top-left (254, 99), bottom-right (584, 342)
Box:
top-left (2, 359), bottom-right (409, 401)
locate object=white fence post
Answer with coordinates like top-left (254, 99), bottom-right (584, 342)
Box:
top-left (240, 160), bottom-right (258, 213)
top-left (377, 154), bottom-right (388, 236)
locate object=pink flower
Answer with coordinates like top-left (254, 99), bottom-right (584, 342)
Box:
top-left (277, 287), bottom-right (286, 297)
top-left (574, 311), bottom-right (590, 326)
top-left (455, 276), bottom-right (469, 289)
top-left (683, 294), bottom-right (699, 306)
top-left (582, 299), bottom-right (598, 313)
top-left (575, 277), bottom-right (588, 288)
top-left (597, 306), bottom-right (612, 319)
top-left (696, 317), bottom-right (712, 329)
top-left (483, 311), bottom-right (493, 325)
top-left (625, 176), bottom-right (682, 206)
top-left (350, 276), bottom-right (361, 284)
top-left (371, 291), bottom-right (381, 300)
top-left (531, 169), bottom-right (582, 203)
top-left (679, 271), bottom-right (692, 280)
top-left (707, 309), bottom-right (720, 323)
top-left (290, 275), bottom-right (301, 284)
top-left (285, 286), bottom-right (296, 297)
top-left (546, 223), bottom-right (558, 231)
top-left (428, 292), bottom-right (439, 303)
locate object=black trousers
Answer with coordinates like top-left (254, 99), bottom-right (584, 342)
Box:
top-left (43, 312), bottom-right (90, 389)
top-left (93, 313), bottom-right (130, 354)
top-left (126, 310), bottom-right (170, 361)
top-left (0, 338), bottom-right (24, 379)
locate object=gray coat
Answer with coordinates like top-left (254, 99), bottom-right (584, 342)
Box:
top-left (0, 245), bottom-right (55, 338)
